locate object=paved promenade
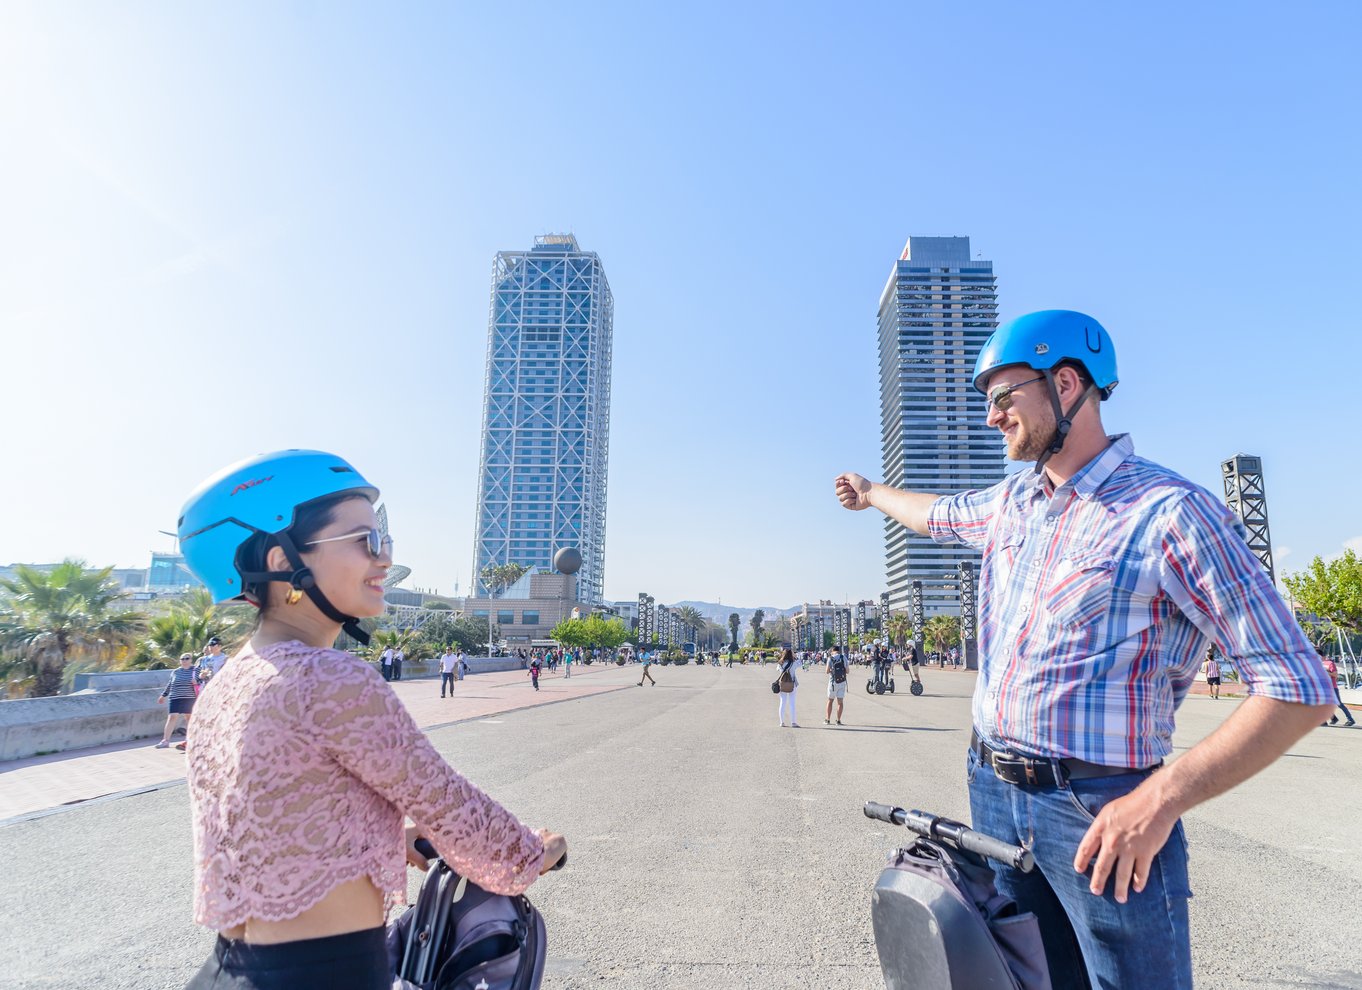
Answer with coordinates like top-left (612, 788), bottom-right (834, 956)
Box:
top-left (2, 661), bottom-right (1359, 988)
top-left (0, 662), bottom-right (627, 823)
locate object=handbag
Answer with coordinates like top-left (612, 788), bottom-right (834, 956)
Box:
top-left (777, 661), bottom-right (795, 693)
top-left (389, 841), bottom-right (549, 990)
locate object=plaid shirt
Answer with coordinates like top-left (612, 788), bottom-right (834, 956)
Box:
top-left (928, 434), bottom-right (1333, 768)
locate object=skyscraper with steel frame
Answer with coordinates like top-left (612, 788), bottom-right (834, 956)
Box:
top-left (473, 234), bottom-right (613, 603)
top-left (877, 236), bottom-right (1002, 614)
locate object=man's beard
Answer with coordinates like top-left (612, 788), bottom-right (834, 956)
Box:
top-left (1006, 413), bottom-right (1058, 463)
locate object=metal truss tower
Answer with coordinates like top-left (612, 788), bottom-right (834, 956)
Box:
top-left (1221, 454), bottom-right (1275, 583)
top-left (958, 561), bottom-right (978, 670)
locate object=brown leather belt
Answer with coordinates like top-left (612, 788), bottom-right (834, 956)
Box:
top-left (969, 729), bottom-right (1159, 788)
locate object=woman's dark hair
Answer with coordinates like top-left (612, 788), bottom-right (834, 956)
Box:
top-left (235, 492), bottom-right (369, 610)
top-left (781, 648), bottom-right (794, 663)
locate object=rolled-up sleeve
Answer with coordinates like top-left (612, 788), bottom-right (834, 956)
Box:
top-left (1158, 490), bottom-right (1334, 705)
top-left (927, 482), bottom-right (1007, 551)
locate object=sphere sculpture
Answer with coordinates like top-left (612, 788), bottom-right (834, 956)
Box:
top-left (553, 547), bottom-right (582, 575)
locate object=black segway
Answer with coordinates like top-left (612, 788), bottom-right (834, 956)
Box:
top-left (863, 802), bottom-right (1050, 990)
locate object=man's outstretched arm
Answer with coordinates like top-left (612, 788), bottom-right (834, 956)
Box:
top-left (834, 472), bottom-right (938, 536)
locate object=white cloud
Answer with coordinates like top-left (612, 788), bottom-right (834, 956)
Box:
top-left (1344, 536), bottom-right (1362, 556)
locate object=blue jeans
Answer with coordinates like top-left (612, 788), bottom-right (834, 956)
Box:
top-left (966, 748), bottom-right (1193, 989)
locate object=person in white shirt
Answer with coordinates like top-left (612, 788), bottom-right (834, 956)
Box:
top-left (440, 650), bottom-right (457, 698)
top-left (380, 647), bottom-right (394, 681)
top-left (392, 648), bottom-right (405, 681)
top-left (457, 651), bottom-right (468, 680)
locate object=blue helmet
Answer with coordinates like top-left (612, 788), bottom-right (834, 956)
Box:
top-left (973, 310), bottom-right (1119, 399)
top-left (177, 450), bottom-right (379, 605)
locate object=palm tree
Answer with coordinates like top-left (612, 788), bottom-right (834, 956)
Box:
top-left (727, 613), bottom-right (740, 648)
top-left (367, 628), bottom-right (418, 662)
top-left (127, 589), bottom-right (253, 669)
top-left (675, 606), bottom-right (704, 644)
top-left (923, 614), bottom-right (961, 659)
top-left (885, 613), bottom-right (913, 648)
top-left (748, 609), bottom-right (765, 645)
top-left (0, 560), bottom-right (145, 696)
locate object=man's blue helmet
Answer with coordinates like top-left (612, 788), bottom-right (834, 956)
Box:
top-left (177, 450), bottom-right (379, 604)
top-left (973, 310), bottom-right (1119, 399)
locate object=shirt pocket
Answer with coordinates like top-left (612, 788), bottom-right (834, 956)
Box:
top-left (1044, 551), bottom-right (1119, 629)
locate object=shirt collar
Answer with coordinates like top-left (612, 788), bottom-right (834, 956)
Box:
top-left (1020, 433), bottom-right (1135, 502)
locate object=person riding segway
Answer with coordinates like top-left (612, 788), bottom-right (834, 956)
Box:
top-left (837, 310), bottom-right (1334, 987)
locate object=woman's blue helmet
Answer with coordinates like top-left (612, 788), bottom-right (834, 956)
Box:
top-left (177, 449), bottom-right (379, 605)
top-left (973, 310), bottom-right (1119, 399)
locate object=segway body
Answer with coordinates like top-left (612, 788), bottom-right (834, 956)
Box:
top-left (865, 805), bottom-right (1050, 990)
top-left (872, 840), bottom-right (1048, 989)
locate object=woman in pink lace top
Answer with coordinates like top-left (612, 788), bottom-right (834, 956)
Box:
top-left (177, 450), bottom-right (566, 989)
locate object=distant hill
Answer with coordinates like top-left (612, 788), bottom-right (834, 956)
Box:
top-left (670, 600), bottom-right (801, 625)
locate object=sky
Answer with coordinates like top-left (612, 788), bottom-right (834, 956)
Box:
top-left (2, 1), bottom-right (1359, 609)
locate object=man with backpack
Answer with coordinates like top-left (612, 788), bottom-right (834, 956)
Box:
top-left (826, 647), bottom-right (849, 725)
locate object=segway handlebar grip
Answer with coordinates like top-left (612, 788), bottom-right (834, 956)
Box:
top-left (955, 830), bottom-right (1035, 873)
top-left (863, 802), bottom-right (907, 826)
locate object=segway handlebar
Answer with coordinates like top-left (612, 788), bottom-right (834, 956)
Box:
top-left (414, 837), bottom-right (567, 871)
top-left (863, 802), bottom-right (1034, 873)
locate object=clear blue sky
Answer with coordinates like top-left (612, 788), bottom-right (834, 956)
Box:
top-left (3, 1), bottom-right (1358, 608)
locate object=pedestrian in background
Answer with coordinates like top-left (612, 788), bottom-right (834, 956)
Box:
top-left (638, 650), bottom-right (656, 686)
top-left (1321, 652), bottom-right (1356, 726)
top-left (776, 648), bottom-right (799, 728)
top-left (439, 649), bottom-right (457, 698)
top-left (529, 656), bottom-right (541, 691)
top-left (1202, 646), bottom-right (1222, 700)
top-left (197, 637), bottom-right (227, 684)
top-left (564, 649), bottom-right (573, 679)
top-left (825, 647), bottom-right (848, 725)
top-left (380, 646), bottom-right (393, 681)
top-left (392, 647), bottom-right (404, 681)
top-left (156, 652), bottom-right (199, 751)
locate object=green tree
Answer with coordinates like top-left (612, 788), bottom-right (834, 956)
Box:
top-left (675, 606), bottom-right (705, 643)
top-left (366, 627), bottom-right (418, 662)
top-left (923, 614), bottom-right (962, 657)
top-left (1283, 550), bottom-right (1362, 637)
top-left (126, 589), bottom-right (252, 670)
top-left (884, 613), bottom-right (913, 648)
top-left (479, 563), bottom-right (529, 599)
top-left (550, 615), bottom-right (628, 652)
top-left (0, 560), bottom-right (146, 696)
top-left (748, 608), bottom-right (765, 645)
top-left (727, 612), bottom-right (740, 647)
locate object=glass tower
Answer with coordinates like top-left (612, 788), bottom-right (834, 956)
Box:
top-left (473, 234), bottom-right (613, 604)
top-left (877, 236), bottom-right (1001, 614)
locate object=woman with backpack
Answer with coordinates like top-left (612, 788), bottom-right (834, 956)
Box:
top-left (176, 450), bottom-right (566, 990)
top-left (776, 647), bottom-right (800, 728)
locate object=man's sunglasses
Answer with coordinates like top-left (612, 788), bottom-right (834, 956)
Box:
top-left (304, 528), bottom-right (394, 559)
top-left (986, 375), bottom-right (1046, 412)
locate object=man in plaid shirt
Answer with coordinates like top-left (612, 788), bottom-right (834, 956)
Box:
top-left (837, 310), bottom-right (1333, 988)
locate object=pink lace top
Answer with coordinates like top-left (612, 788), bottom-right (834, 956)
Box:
top-left (186, 641), bottom-right (545, 930)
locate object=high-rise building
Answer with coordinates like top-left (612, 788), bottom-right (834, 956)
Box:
top-left (877, 236), bottom-right (1001, 613)
top-left (473, 234), bottom-right (613, 603)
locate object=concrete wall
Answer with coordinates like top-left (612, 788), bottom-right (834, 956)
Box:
top-left (0, 689), bottom-right (165, 761)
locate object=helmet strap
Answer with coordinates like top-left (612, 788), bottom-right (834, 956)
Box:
top-left (1033, 370), bottom-right (1098, 477)
top-left (238, 532), bottom-right (371, 645)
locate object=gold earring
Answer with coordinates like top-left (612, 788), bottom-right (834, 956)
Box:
top-left (285, 587), bottom-right (303, 605)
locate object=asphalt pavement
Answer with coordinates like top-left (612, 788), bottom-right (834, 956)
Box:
top-left (1, 660), bottom-right (1359, 989)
